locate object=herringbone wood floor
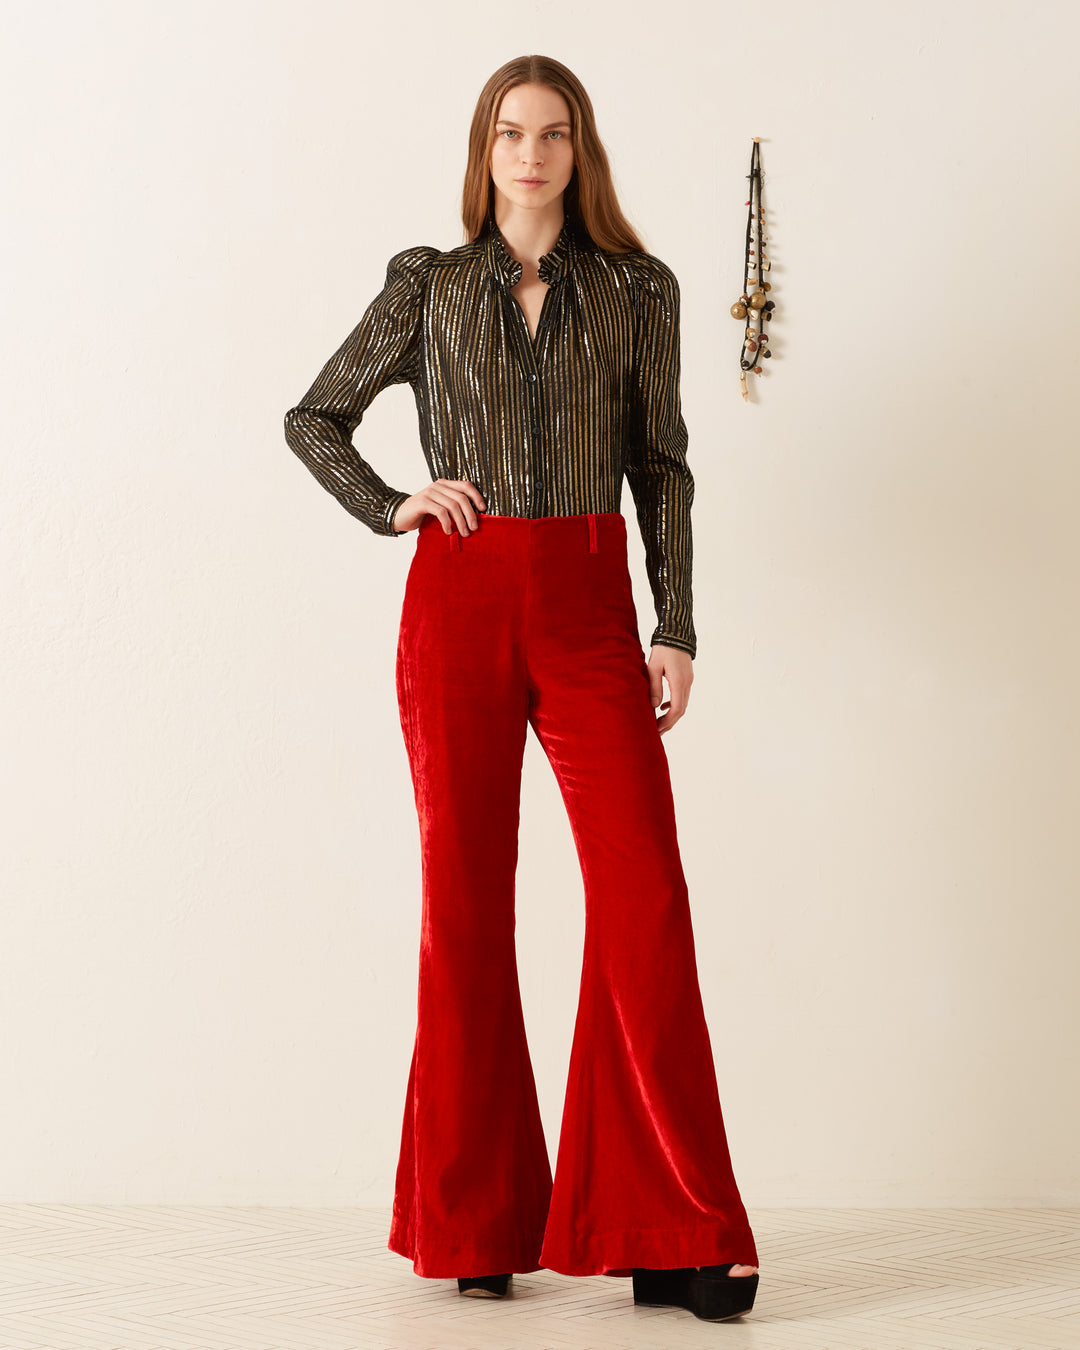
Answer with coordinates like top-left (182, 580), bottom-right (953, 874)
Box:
top-left (0, 1204), bottom-right (1077, 1349)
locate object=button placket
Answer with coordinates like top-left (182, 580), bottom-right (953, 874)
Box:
top-left (503, 283), bottom-right (554, 516)
top-left (525, 281), bottom-right (566, 511)
top-left (525, 344), bottom-right (543, 503)
top-left (489, 221), bottom-right (571, 519)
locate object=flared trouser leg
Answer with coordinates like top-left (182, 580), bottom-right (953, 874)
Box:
top-left (388, 510), bottom-right (758, 1279)
top-left (388, 514), bottom-right (551, 1278)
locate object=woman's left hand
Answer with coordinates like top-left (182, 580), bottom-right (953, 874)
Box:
top-left (647, 645), bottom-right (693, 734)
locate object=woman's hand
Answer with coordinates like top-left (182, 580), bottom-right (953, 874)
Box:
top-left (648, 645), bottom-right (693, 734)
top-left (392, 478), bottom-right (487, 536)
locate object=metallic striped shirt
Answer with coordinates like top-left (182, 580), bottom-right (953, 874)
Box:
top-left (283, 212), bottom-right (696, 657)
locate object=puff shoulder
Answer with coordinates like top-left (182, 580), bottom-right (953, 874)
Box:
top-left (383, 242), bottom-right (442, 288)
top-left (621, 249), bottom-right (682, 314)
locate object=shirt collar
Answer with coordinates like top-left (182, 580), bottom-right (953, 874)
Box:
top-left (484, 211), bottom-right (579, 288)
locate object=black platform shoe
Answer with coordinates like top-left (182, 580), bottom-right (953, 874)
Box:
top-left (632, 1263), bottom-right (759, 1321)
top-left (457, 1272), bottom-right (512, 1297)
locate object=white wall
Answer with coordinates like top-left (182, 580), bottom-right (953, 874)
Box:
top-left (2, 0), bottom-right (1077, 1208)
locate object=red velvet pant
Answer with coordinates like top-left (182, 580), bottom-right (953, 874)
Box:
top-left (388, 510), bottom-right (758, 1278)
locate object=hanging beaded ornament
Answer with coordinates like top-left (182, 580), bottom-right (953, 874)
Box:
top-left (731, 137), bottom-right (774, 400)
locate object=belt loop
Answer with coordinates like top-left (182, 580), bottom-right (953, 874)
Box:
top-left (450, 528), bottom-right (461, 552)
top-left (587, 512), bottom-right (598, 553)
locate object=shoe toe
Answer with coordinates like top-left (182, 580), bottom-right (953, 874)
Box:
top-left (457, 1273), bottom-right (511, 1297)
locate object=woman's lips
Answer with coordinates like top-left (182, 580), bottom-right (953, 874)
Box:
top-left (516, 178), bottom-right (547, 188)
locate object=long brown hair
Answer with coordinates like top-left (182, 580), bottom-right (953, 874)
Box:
top-left (461, 55), bottom-right (646, 255)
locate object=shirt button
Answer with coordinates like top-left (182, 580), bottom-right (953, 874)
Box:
top-left (532, 425), bottom-right (541, 435)
top-left (526, 372), bottom-right (537, 382)
top-left (535, 478), bottom-right (544, 492)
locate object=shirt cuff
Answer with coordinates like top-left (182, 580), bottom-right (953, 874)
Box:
top-left (649, 631), bottom-right (696, 659)
top-left (383, 490), bottom-right (412, 536)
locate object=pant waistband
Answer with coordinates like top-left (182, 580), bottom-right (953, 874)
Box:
top-left (419, 511), bottom-right (625, 554)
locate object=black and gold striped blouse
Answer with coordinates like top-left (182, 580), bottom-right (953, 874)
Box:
top-left (283, 211), bottom-right (696, 657)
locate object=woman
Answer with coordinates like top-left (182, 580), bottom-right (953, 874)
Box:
top-left (283, 55), bottom-right (761, 1323)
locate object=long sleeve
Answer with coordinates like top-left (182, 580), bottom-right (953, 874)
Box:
top-left (283, 244), bottom-right (440, 536)
top-left (624, 256), bottom-right (697, 658)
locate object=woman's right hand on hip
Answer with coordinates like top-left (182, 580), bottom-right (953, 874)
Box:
top-left (392, 479), bottom-right (488, 537)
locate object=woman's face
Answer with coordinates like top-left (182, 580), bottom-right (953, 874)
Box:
top-left (490, 82), bottom-right (575, 214)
